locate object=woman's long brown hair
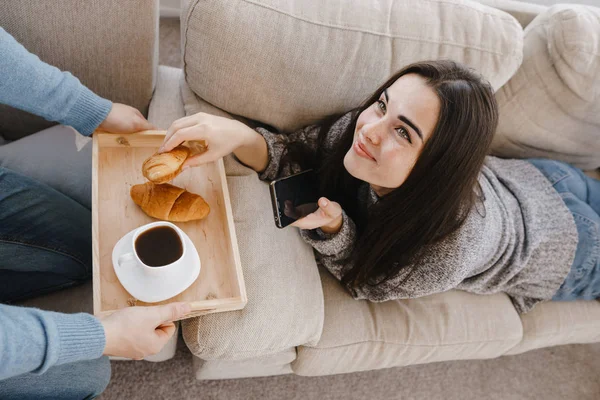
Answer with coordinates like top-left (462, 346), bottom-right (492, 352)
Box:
top-left (283, 60), bottom-right (498, 289)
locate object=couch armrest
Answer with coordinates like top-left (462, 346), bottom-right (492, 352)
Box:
top-left (506, 300), bottom-right (600, 356)
top-left (0, 0), bottom-right (159, 140)
top-left (180, 81), bottom-right (325, 361)
top-left (148, 66), bottom-right (186, 128)
top-left (192, 349), bottom-right (295, 380)
top-left (182, 163), bottom-right (326, 360)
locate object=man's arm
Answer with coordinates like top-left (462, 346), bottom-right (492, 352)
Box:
top-left (0, 304), bottom-right (105, 380)
top-left (0, 27), bottom-right (112, 136)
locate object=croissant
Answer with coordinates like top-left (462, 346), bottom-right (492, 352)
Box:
top-left (130, 182), bottom-right (210, 222)
top-left (142, 145), bottom-right (190, 184)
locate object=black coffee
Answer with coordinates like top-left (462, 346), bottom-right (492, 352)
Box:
top-left (135, 226), bottom-right (183, 267)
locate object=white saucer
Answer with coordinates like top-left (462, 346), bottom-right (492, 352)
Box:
top-left (112, 228), bottom-right (201, 303)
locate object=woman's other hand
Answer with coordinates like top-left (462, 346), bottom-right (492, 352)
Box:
top-left (159, 113), bottom-right (258, 169)
top-left (100, 302), bottom-right (191, 360)
top-left (291, 197), bottom-right (343, 234)
top-left (98, 103), bottom-right (155, 134)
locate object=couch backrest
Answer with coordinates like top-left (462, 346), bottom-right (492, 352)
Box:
top-left (477, 0), bottom-right (546, 28)
top-left (181, 0), bottom-right (524, 132)
top-left (0, 0), bottom-right (159, 140)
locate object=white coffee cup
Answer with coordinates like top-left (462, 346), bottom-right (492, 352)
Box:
top-left (118, 221), bottom-right (187, 276)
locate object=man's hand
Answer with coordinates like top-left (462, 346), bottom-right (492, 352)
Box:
top-left (100, 302), bottom-right (191, 360)
top-left (98, 103), bottom-right (155, 134)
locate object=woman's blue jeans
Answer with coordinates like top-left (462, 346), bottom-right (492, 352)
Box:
top-left (528, 159), bottom-right (600, 301)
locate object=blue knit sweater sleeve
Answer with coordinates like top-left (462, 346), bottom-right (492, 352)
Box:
top-left (0, 27), bottom-right (112, 136)
top-left (0, 304), bottom-right (106, 380)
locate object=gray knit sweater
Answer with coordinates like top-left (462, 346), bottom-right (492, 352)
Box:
top-left (256, 114), bottom-right (579, 313)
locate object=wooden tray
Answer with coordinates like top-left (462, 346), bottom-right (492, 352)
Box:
top-left (92, 131), bottom-right (246, 319)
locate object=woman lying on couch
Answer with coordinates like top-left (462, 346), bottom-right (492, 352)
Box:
top-left (160, 60), bottom-right (599, 314)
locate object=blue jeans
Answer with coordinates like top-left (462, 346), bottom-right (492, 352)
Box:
top-left (528, 159), bottom-right (600, 301)
top-left (0, 167), bottom-right (92, 303)
top-left (0, 357), bottom-right (111, 400)
top-left (0, 166), bottom-right (110, 398)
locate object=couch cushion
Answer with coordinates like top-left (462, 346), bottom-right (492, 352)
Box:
top-left (181, 0), bottom-right (523, 132)
top-left (16, 281), bottom-right (94, 314)
top-left (0, 0), bottom-right (158, 140)
top-left (181, 82), bottom-right (324, 360)
top-left (476, 0), bottom-right (546, 28)
top-left (292, 267), bottom-right (523, 376)
top-left (491, 5), bottom-right (600, 170)
top-left (148, 66), bottom-right (186, 130)
top-left (506, 299), bottom-right (600, 356)
top-left (0, 124), bottom-right (92, 208)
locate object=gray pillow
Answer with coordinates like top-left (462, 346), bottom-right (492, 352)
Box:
top-left (492, 5), bottom-right (600, 170)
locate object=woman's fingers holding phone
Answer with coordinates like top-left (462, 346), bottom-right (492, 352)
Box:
top-left (290, 212), bottom-right (325, 230)
top-left (317, 197), bottom-right (344, 234)
top-left (317, 197), bottom-right (342, 218)
top-left (291, 197), bottom-right (343, 234)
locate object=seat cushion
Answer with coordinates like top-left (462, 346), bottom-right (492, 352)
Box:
top-left (16, 281), bottom-right (94, 314)
top-left (292, 267), bottom-right (523, 376)
top-left (181, 0), bottom-right (523, 132)
top-left (506, 299), bottom-right (600, 356)
top-left (0, 124), bottom-right (92, 208)
top-left (491, 5), bottom-right (600, 170)
top-left (180, 81), bottom-right (325, 360)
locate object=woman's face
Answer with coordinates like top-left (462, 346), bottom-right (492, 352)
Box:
top-left (343, 74), bottom-right (441, 196)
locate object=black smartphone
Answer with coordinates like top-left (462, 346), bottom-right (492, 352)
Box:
top-left (269, 170), bottom-right (320, 229)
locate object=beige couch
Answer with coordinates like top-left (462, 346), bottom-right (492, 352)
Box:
top-left (3, 0), bottom-right (600, 381)
top-left (179, 0), bottom-right (600, 379)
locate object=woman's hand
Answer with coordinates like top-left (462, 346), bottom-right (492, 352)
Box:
top-left (159, 113), bottom-right (258, 169)
top-left (291, 197), bottom-right (344, 234)
top-left (99, 302), bottom-right (191, 360)
top-left (98, 103), bottom-right (155, 134)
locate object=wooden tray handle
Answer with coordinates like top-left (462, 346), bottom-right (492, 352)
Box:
top-left (93, 130), bottom-right (207, 155)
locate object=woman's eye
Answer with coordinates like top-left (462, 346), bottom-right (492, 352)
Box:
top-left (396, 127), bottom-right (411, 143)
top-left (376, 99), bottom-right (386, 113)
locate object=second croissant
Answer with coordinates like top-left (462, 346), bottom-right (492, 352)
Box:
top-left (130, 182), bottom-right (210, 222)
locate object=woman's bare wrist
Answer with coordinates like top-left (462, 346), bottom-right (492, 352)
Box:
top-left (320, 214), bottom-right (343, 234)
top-left (234, 125), bottom-right (268, 172)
